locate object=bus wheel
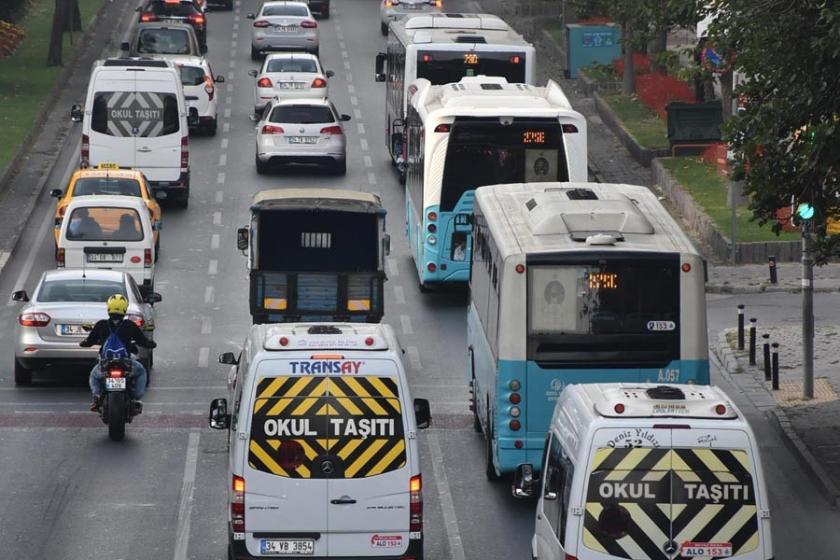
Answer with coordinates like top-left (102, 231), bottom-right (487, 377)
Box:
top-left (485, 412), bottom-right (500, 481)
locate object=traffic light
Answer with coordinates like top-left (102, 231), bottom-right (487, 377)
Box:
top-left (797, 202), bottom-right (815, 220)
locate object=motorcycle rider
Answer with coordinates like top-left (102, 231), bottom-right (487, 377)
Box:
top-left (80, 294), bottom-right (156, 412)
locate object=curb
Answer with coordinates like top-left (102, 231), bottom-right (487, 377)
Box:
top-left (705, 284), bottom-right (840, 294)
top-left (593, 92), bottom-right (670, 167)
top-left (711, 331), bottom-right (840, 509)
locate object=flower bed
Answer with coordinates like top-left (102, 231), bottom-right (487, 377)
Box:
top-left (635, 73), bottom-right (695, 119)
top-left (0, 20), bottom-right (24, 58)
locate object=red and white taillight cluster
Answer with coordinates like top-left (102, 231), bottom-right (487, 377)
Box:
top-left (409, 474), bottom-right (422, 537)
top-left (231, 475), bottom-right (246, 535)
top-left (508, 379), bottom-right (522, 435)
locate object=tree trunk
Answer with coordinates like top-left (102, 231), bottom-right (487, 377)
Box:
top-left (719, 69), bottom-right (734, 123)
top-left (649, 28), bottom-right (668, 73)
top-left (64, 0), bottom-right (82, 33)
top-left (47, 0), bottom-right (67, 67)
top-left (622, 20), bottom-right (635, 95)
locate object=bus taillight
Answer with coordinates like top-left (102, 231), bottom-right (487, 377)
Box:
top-left (510, 55), bottom-right (521, 64)
top-left (562, 124), bottom-right (579, 133)
top-left (434, 123), bottom-right (450, 133)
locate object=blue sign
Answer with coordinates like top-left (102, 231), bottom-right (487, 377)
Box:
top-left (582, 31), bottom-right (615, 48)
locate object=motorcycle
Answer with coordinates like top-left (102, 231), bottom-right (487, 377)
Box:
top-left (99, 357), bottom-right (142, 441)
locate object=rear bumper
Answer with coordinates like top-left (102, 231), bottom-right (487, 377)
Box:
top-left (150, 171), bottom-right (190, 199)
top-left (230, 536), bottom-right (422, 559)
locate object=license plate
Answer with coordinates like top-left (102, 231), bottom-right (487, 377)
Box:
top-left (279, 82), bottom-right (305, 89)
top-left (87, 253), bottom-right (123, 263)
top-left (288, 136), bottom-right (318, 144)
top-left (275, 25), bottom-right (296, 32)
top-left (60, 324), bottom-right (87, 336)
top-left (105, 378), bottom-right (127, 391)
top-left (260, 540), bottom-right (314, 555)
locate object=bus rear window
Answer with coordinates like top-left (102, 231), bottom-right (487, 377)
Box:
top-left (417, 51), bottom-right (526, 84)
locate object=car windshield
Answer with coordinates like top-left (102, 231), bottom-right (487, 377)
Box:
top-left (137, 28), bottom-right (191, 54)
top-left (266, 59), bottom-right (318, 73)
top-left (73, 178), bottom-right (142, 197)
top-left (269, 105), bottom-right (334, 124)
top-left (262, 4), bottom-right (309, 16)
top-left (147, 2), bottom-right (200, 16)
top-left (65, 207), bottom-right (144, 242)
top-left (179, 65), bottom-right (206, 86)
top-left (37, 279), bottom-right (127, 303)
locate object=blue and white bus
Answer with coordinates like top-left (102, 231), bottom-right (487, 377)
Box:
top-left (468, 182), bottom-right (710, 479)
top-left (404, 76), bottom-right (587, 289)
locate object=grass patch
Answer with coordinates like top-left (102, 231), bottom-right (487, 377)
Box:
top-left (601, 92), bottom-right (668, 148)
top-left (543, 19), bottom-right (563, 44)
top-left (660, 157), bottom-right (800, 243)
top-left (0, 0), bottom-right (103, 173)
top-left (579, 63), bottom-right (617, 84)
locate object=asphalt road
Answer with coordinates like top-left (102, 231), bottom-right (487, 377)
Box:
top-left (0, 1), bottom-right (838, 558)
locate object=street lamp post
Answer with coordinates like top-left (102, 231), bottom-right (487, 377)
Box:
top-left (798, 204), bottom-right (815, 399)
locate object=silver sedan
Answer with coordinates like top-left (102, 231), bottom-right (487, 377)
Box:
top-left (12, 269), bottom-right (161, 386)
top-left (248, 1), bottom-right (320, 60)
top-left (380, 0), bottom-right (442, 35)
top-left (255, 97), bottom-right (350, 175)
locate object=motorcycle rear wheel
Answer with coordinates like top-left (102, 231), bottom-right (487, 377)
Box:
top-left (107, 392), bottom-right (127, 441)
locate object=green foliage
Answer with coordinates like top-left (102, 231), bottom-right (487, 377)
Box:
top-left (602, 93), bottom-right (669, 148)
top-left (580, 62), bottom-right (617, 83)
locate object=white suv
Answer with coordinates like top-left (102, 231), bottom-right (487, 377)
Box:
top-left (171, 56), bottom-right (224, 135)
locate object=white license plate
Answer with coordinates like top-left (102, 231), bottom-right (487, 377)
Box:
top-left (60, 324), bottom-right (87, 336)
top-left (288, 136), bottom-right (318, 144)
top-left (275, 25), bottom-right (297, 32)
top-left (87, 253), bottom-right (123, 263)
top-left (105, 378), bottom-right (127, 391)
top-left (260, 539), bottom-right (314, 555)
top-left (279, 82), bottom-right (305, 90)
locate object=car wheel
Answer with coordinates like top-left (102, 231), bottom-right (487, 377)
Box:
top-left (256, 155), bottom-right (269, 175)
top-left (206, 118), bottom-right (218, 136)
top-left (154, 240), bottom-right (160, 262)
top-left (333, 159), bottom-right (346, 176)
top-left (175, 195), bottom-right (189, 209)
top-left (250, 46), bottom-right (260, 61)
top-left (14, 360), bottom-right (32, 386)
top-left (381, 22), bottom-right (388, 36)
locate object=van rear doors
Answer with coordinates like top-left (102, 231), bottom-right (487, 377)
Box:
top-left (131, 73), bottom-right (183, 184)
top-left (88, 74), bottom-right (137, 167)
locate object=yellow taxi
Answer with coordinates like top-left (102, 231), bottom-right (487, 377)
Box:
top-left (51, 165), bottom-right (162, 248)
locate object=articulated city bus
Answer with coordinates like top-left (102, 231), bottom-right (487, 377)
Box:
top-left (468, 182), bottom-right (710, 479)
top-left (374, 13), bottom-right (536, 177)
top-left (404, 76), bottom-right (587, 288)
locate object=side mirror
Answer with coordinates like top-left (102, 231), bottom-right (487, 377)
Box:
top-left (375, 52), bottom-right (386, 82)
top-left (325, 70), bottom-right (335, 78)
top-left (248, 69), bottom-right (258, 77)
top-left (512, 464), bottom-right (536, 499)
top-left (144, 292), bottom-right (163, 304)
top-left (200, 43), bottom-right (208, 54)
top-left (120, 41), bottom-right (130, 52)
top-left (70, 105), bottom-right (83, 123)
top-left (414, 398), bottom-right (431, 429)
top-left (11, 290), bottom-right (29, 303)
top-left (216, 75), bottom-right (225, 83)
top-left (236, 227), bottom-right (249, 251)
top-left (383, 233), bottom-right (391, 257)
top-left (208, 398), bottom-right (231, 430)
top-left (219, 352), bottom-right (239, 365)
top-left (340, 114), bottom-right (351, 122)
top-left (246, 12), bottom-right (256, 19)
top-left (50, 189), bottom-right (63, 198)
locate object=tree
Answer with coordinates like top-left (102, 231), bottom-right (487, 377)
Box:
top-left (46, 0), bottom-right (82, 66)
top-left (705, 0), bottom-right (840, 261)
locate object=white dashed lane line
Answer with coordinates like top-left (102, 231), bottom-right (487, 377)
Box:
top-left (218, 154), bottom-right (227, 166)
top-left (220, 138), bottom-right (229, 150)
top-left (350, 96), bottom-right (358, 106)
top-left (201, 317), bottom-right (213, 335)
top-left (367, 172), bottom-right (376, 185)
top-left (346, 72), bottom-right (353, 82)
top-left (217, 172), bottom-right (225, 184)
top-left (204, 286), bottom-right (215, 304)
top-left (223, 122), bottom-right (231, 133)
top-left (198, 348), bottom-right (209, 368)
top-left (208, 259), bottom-right (218, 276)
top-left (212, 212), bottom-right (222, 226)
top-left (400, 314), bottom-right (413, 335)
top-left (357, 123), bottom-right (365, 135)
top-left (406, 346), bottom-right (422, 370)
top-left (363, 155), bottom-right (372, 168)
top-left (393, 285), bottom-right (406, 305)
top-left (224, 108), bottom-right (232, 118)
top-left (172, 431), bottom-right (200, 560)
top-left (353, 108), bottom-right (362, 119)
top-left (344, 60), bottom-right (351, 70)
top-left (215, 190), bottom-right (224, 203)
top-left (387, 257), bottom-right (399, 277)
top-left (360, 138), bottom-right (368, 151)
top-left (348, 84), bottom-right (355, 94)
top-left (211, 234), bottom-right (220, 249)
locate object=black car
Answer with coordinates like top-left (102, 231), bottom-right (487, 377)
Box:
top-left (138, 0), bottom-right (207, 46)
top-left (307, 0), bottom-right (330, 19)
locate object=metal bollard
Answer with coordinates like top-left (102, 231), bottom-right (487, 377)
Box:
top-left (737, 304), bottom-right (745, 350)
top-left (762, 334), bottom-right (771, 381)
top-left (748, 318), bottom-right (757, 365)
top-left (771, 343), bottom-right (780, 390)
top-left (768, 256), bottom-right (778, 284)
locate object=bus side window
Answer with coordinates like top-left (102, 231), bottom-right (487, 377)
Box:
top-left (543, 436), bottom-right (575, 547)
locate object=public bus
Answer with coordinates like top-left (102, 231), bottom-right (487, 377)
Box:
top-left (468, 182), bottom-right (710, 479)
top-left (404, 76), bottom-right (587, 288)
top-left (374, 13), bottom-right (536, 174)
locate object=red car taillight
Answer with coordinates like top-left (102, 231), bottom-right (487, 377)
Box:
top-left (300, 20), bottom-right (317, 28)
top-left (262, 124), bottom-right (285, 134)
top-left (320, 125), bottom-right (342, 135)
top-left (204, 76), bottom-right (214, 101)
top-left (19, 312), bottom-right (51, 327)
top-left (409, 474), bottom-right (422, 534)
top-left (257, 77), bottom-right (272, 88)
top-left (125, 313), bottom-right (145, 328)
top-left (188, 13), bottom-right (206, 26)
top-left (56, 248), bottom-right (65, 267)
top-left (180, 135), bottom-right (189, 171)
top-left (139, 12), bottom-right (156, 22)
top-left (232, 475), bottom-right (246, 533)
top-left (144, 249), bottom-right (152, 268)
top-left (81, 134), bottom-right (90, 166)
top-left (253, 19), bottom-right (270, 27)
top-left (311, 77), bottom-right (327, 88)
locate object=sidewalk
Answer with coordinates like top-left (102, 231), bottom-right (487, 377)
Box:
top-left (708, 262), bottom-right (840, 293)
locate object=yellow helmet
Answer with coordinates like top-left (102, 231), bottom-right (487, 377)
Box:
top-left (106, 294), bottom-right (129, 315)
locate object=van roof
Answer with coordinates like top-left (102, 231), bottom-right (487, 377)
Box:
top-left (253, 323), bottom-right (398, 352)
top-left (582, 383), bottom-right (739, 419)
top-left (65, 195), bottom-right (149, 211)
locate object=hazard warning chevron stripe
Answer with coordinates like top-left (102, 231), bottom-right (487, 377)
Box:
top-left (583, 447), bottom-right (759, 560)
top-left (248, 376), bottom-right (407, 479)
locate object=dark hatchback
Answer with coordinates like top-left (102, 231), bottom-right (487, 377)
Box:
top-left (307, 0), bottom-right (330, 18)
top-left (138, 0), bottom-right (208, 46)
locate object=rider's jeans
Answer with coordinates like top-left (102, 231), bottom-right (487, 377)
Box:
top-left (89, 359), bottom-right (148, 400)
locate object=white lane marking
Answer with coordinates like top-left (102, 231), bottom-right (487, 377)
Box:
top-left (173, 431), bottom-right (200, 560)
top-left (353, 108), bottom-right (362, 119)
top-left (198, 348), bottom-right (209, 368)
top-left (8, 198), bottom-right (55, 305)
top-left (224, 109), bottom-right (232, 120)
top-left (233, 22), bottom-right (239, 30)
top-left (350, 96), bottom-right (358, 106)
top-left (346, 72), bottom-right (353, 83)
top-left (347, 84), bottom-right (355, 94)
top-left (201, 317), bottom-right (212, 335)
top-left (229, 60), bottom-right (236, 69)
top-left (367, 172), bottom-right (376, 185)
top-left (231, 41), bottom-right (237, 50)
top-left (223, 122), bottom-right (230, 133)
top-left (344, 60), bottom-right (351, 70)
top-left (234, 14), bottom-right (240, 21)
top-left (400, 314), bottom-right (413, 335)
top-left (204, 286), bottom-right (215, 304)
top-left (336, 32), bottom-right (343, 40)
top-left (208, 260), bottom-right (218, 276)
top-left (427, 433), bottom-right (467, 560)
top-left (406, 346), bottom-right (422, 370)
top-left (363, 155), bottom-right (372, 168)
top-left (225, 96), bottom-right (232, 105)
top-left (357, 123), bottom-right (365, 135)
top-left (215, 191), bottom-right (223, 203)
top-left (339, 41), bottom-right (346, 50)
top-left (393, 285), bottom-right (405, 305)
top-left (341, 50), bottom-right (348, 59)
top-left (387, 257), bottom-right (399, 277)
top-left (220, 138), bottom-right (229, 150)
top-left (232, 31), bottom-right (238, 40)
top-left (213, 212), bottom-right (222, 226)
top-left (217, 173), bottom-right (225, 184)
top-left (211, 234), bottom-right (220, 249)
top-left (360, 138), bottom-right (368, 151)
top-left (218, 153), bottom-right (227, 166)
top-left (226, 83), bottom-right (234, 93)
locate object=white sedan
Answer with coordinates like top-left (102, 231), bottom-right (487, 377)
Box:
top-left (249, 52), bottom-right (333, 115)
top-left (171, 55), bottom-right (225, 135)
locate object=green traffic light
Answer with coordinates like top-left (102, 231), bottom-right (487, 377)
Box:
top-left (796, 203), bottom-right (815, 220)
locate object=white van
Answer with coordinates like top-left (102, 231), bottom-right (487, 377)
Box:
top-left (209, 323), bottom-right (430, 560)
top-left (513, 383), bottom-right (772, 560)
top-left (57, 196), bottom-right (157, 293)
top-left (71, 58), bottom-right (192, 208)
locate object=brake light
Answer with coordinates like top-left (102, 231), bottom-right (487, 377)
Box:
top-left (19, 312), bottom-right (51, 327)
top-left (311, 77), bottom-right (327, 88)
top-left (320, 125), bottom-right (342, 135)
top-left (409, 474), bottom-right (422, 534)
top-left (107, 366), bottom-right (125, 378)
top-left (81, 134), bottom-right (90, 166)
top-left (56, 248), bottom-right (65, 267)
top-left (59, 206), bottom-right (67, 217)
top-left (144, 249), bottom-right (152, 268)
top-left (232, 475), bottom-right (246, 533)
top-left (300, 20), bottom-right (317, 28)
top-left (139, 12), bottom-right (156, 22)
top-left (421, 54), bottom-right (432, 63)
top-left (433, 123), bottom-right (450, 133)
top-left (180, 136), bottom-right (189, 171)
top-left (261, 124), bottom-right (285, 134)
top-left (434, 0), bottom-right (442, 7)
top-left (427, 211), bottom-right (437, 222)
top-left (188, 13), bottom-right (206, 25)
top-left (565, 555), bottom-right (578, 560)
top-left (562, 124), bottom-right (579, 133)
top-left (257, 77), bottom-right (272, 88)
top-left (125, 313), bottom-right (145, 328)
top-left (204, 76), bottom-right (214, 100)
top-left (310, 354), bottom-right (344, 359)
top-left (510, 55), bottom-right (521, 64)
top-left (253, 19), bottom-right (270, 27)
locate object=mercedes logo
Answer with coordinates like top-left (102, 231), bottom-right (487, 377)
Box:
top-left (321, 460), bottom-right (334, 474)
top-left (299, 127), bottom-right (305, 134)
top-left (663, 540), bottom-right (678, 556)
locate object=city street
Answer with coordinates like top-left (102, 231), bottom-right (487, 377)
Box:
top-left (0, 1), bottom-right (837, 558)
